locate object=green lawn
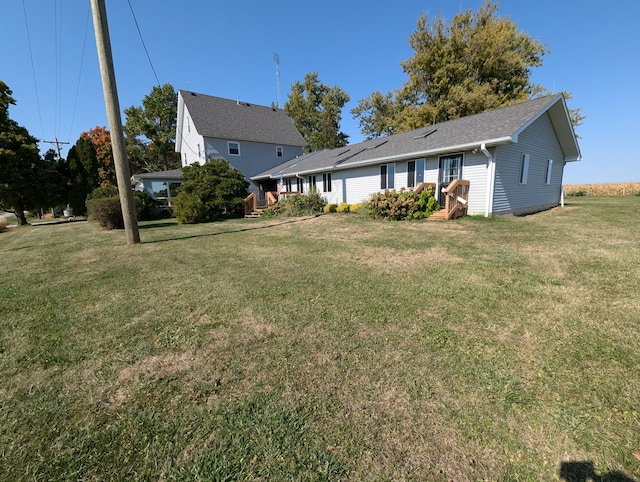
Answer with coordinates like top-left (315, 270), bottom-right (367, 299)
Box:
top-left (1, 196), bottom-right (639, 481)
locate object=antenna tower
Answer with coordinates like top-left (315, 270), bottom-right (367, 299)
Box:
top-left (274, 53), bottom-right (281, 108)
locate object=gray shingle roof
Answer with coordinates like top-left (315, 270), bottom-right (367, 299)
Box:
top-left (253, 94), bottom-right (579, 179)
top-left (179, 90), bottom-right (306, 147)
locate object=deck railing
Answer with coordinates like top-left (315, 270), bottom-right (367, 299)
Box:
top-left (243, 191), bottom-right (302, 216)
top-left (442, 179), bottom-right (470, 220)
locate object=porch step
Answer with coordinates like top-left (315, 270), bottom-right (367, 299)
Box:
top-left (428, 210), bottom-right (447, 220)
top-left (245, 209), bottom-right (264, 218)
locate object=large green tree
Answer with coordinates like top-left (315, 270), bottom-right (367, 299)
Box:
top-left (0, 81), bottom-right (61, 225)
top-left (285, 72), bottom-right (350, 152)
top-left (64, 137), bottom-right (100, 216)
top-left (124, 83), bottom-right (180, 174)
top-left (352, 1), bottom-right (560, 138)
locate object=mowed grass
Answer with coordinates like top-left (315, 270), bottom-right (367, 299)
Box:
top-left (1, 196), bottom-right (639, 481)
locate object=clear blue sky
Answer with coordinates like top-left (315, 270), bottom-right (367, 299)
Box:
top-left (2, 0), bottom-right (639, 184)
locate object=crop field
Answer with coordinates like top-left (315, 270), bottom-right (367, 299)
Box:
top-left (1, 196), bottom-right (639, 480)
top-left (563, 181), bottom-right (640, 196)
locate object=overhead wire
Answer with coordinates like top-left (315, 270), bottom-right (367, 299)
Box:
top-left (21, 0), bottom-right (44, 140)
top-left (67, 5), bottom-right (92, 143)
top-left (127, 0), bottom-right (160, 86)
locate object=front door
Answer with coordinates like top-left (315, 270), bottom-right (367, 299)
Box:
top-left (438, 154), bottom-right (462, 207)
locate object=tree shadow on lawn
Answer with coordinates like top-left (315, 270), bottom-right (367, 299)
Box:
top-left (141, 215), bottom-right (321, 244)
top-left (559, 461), bottom-right (638, 482)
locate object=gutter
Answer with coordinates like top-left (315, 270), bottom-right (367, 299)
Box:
top-left (481, 143), bottom-right (495, 218)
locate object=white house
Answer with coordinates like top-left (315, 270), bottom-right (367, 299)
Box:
top-left (252, 94), bottom-right (581, 217)
top-left (175, 90), bottom-right (306, 198)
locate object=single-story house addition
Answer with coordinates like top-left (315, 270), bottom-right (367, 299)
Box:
top-left (131, 169), bottom-right (184, 207)
top-left (175, 90), bottom-right (306, 197)
top-left (252, 94), bottom-right (581, 217)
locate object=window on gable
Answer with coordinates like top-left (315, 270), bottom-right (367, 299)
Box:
top-left (228, 142), bottom-right (240, 156)
top-left (323, 173), bottom-right (332, 192)
top-left (545, 159), bottom-right (553, 185)
top-left (520, 154), bottom-right (530, 185)
top-left (276, 146), bottom-right (283, 157)
top-left (197, 143), bottom-right (201, 159)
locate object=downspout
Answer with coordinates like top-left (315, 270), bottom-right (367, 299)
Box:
top-left (481, 143), bottom-right (495, 217)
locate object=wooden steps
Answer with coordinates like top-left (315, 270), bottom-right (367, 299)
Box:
top-left (428, 210), bottom-right (447, 220)
top-left (244, 209), bottom-right (264, 218)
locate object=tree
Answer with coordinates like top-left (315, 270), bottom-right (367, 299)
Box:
top-left (124, 83), bottom-right (180, 174)
top-left (64, 137), bottom-right (100, 215)
top-left (285, 72), bottom-right (350, 152)
top-left (81, 126), bottom-right (115, 186)
top-left (352, 1), bottom-right (551, 138)
top-left (172, 159), bottom-right (249, 224)
top-left (0, 81), bottom-right (57, 225)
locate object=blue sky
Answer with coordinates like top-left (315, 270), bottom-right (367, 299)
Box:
top-left (1, 0), bottom-right (639, 184)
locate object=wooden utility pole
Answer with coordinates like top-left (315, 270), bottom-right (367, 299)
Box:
top-left (90, 0), bottom-right (140, 245)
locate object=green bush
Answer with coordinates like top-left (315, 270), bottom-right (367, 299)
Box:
top-left (365, 186), bottom-right (439, 220)
top-left (264, 189), bottom-right (326, 217)
top-left (132, 191), bottom-right (168, 221)
top-left (87, 184), bottom-right (119, 200)
top-left (172, 191), bottom-right (208, 224)
top-left (86, 197), bottom-right (142, 230)
top-left (172, 159), bottom-right (249, 224)
top-left (336, 203), bottom-right (351, 213)
top-left (323, 203), bottom-right (337, 213)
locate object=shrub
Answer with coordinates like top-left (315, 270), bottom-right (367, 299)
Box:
top-left (132, 191), bottom-right (167, 221)
top-left (173, 191), bottom-right (208, 224)
top-left (349, 203), bottom-right (363, 214)
top-left (323, 203), bottom-right (337, 213)
top-left (365, 186), bottom-right (439, 220)
top-left (0, 217), bottom-right (7, 232)
top-left (337, 203), bottom-right (351, 213)
top-left (87, 184), bottom-right (119, 200)
top-left (172, 159), bottom-right (249, 223)
top-left (86, 196), bottom-right (143, 230)
top-left (264, 189), bottom-right (326, 217)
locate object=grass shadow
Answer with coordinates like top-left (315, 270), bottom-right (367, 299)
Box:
top-left (559, 461), bottom-right (638, 482)
top-left (142, 215), bottom-right (321, 244)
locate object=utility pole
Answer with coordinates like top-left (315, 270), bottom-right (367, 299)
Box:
top-left (90, 0), bottom-right (140, 245)
top-left (43, 137), bottom-right (69, 160)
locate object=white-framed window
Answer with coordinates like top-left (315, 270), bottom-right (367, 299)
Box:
top-left (519, 154), bottom-right (530, 185)
top-left (228, 141), bottom-right (240, 156)
top-left (322, 173), bottom-right (332, 192)
top-left (545, 159), bottom-right (553, 185)
top-left (276, 146), bottom-right (283, 157)
top-left (197, 143), bottom-right (201, 159)
top-left (187, 116), bottom-right (191, 133)
top-left (298, 177), bottom-right (304, 194)
top-left (285, 178), bottom-right (292, 192)
top-left (308, 175), bottom-right (317, 190)
top-left (381, 163), bottom-right (395, 189)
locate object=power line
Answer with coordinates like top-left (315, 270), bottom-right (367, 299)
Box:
top-left (127, 0), bottom-right (160, 86)
top-left (67, 5), bottom-right (92, 143)
top-left (21, 0), bottom-right (44, 140)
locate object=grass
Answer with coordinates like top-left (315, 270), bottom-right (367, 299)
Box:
top-left (1, 196), bottom-right (639, 481)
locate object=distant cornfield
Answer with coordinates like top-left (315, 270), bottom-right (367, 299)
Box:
top-left (563, 182), bottom-right (640, 196)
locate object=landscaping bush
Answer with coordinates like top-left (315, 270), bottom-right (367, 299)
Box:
top-left (86, 196), bottom-right (142, 230)
top-left (365, 186), bottom-right (439, 220)
top-left (323, 203), bottom-right (337, 213)
top-left (172, 159), bottom-right (249, 224)
top-left (337, 203), bottom-right (351, 213)
top-left (264, 190), bottom-right (326, 217)
top-left (349, 202), bottom-right (363, 214)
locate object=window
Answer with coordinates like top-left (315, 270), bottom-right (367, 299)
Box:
top-left (323, 173), bottom-right (332, 192)
top-left (545, 159), bottom-right (553, 185)
top-left (197, 143), bottom-right (201, 159)
top-left (285, 178), bottom-right (292, 192)
top-left (276, 146), bottom-right (283, 157)
top-left (439, 154), bottom-right (462, 183)
top-left (416, 159), bottom-right (425, 184)
top-left (520, 154), bottom-right (530, 184)
top-left (308, 175), bottom-right (317, 190)
top-left (228, 142), bottom-right (240, 156)
top-left (298, 178), bottom-right (304, 194)
top-left (381, 163), bottom-right (395, 189)
top-left (187, 116), bottom-right (190, 133)
top-left (407, 160), bottom-right (416, 188)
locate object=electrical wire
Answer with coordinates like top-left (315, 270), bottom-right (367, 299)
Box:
top-left (127, 0), bottom-right (160, 86)
top-left (21, 0), bottom-right (44, 140)
top-left (67, 5), bottom-right (92, 143)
